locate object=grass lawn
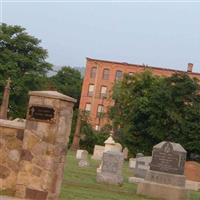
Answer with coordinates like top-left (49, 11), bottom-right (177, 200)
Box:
top-left (60, 151), bottom-right (200, 200)
top-left (1, 151), bottom-right (199, 200)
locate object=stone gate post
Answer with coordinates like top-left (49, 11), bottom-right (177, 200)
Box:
top-left (15, 91), bottom-right (76, 200)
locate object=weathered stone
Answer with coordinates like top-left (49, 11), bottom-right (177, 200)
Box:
top-left (129, 158), bottom-right (136, 169)
top-left (16, 130), bottom-right (24, 141)
top-left (20, 149), bottom-right (33, 161)
top-left (32, 166), bottom-right (42, 177)
top-left (0, 165), bottom-right (10, 179)
top-left (8, 149), bottom-right (20, 162)
top-left (137, 181), bottom-right (188, 200)
top-left (15, 91), bottom-right (75, 199)
top-left (31, 141), bottom-right (47, 156)
top-left (150, 141), bottom-right (186, 175)
top-left (96, 151), bottom-right (124, 185)
top-left (137, 141), bottom-right (188, 200)
top-left (134, 156), bottom-right (151, 178)
top-left (145, 170), bottom-right (186, 187)
top-left (78, 159), bottom-right (89, 167)
top-left (23, 131), bottom-right (40, 150)
top-left (184, 161), bottom-right (200, 182)
top-left (123, 147), bottom-right (128, 159)
top-left (91, 145), bottom-right (105, 160)
top-left (76, 150), bottom-right (88, 160)
top-left (25, 188), bottom-right (48, 200)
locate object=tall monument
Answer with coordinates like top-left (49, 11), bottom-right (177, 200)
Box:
top-left (0, 78), bottom-right (11, 119)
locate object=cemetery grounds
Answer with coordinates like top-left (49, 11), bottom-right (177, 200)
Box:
top-left (1, 151), bottom-right (199, 200)
top-left (60, 151), bottom-right (200, 200)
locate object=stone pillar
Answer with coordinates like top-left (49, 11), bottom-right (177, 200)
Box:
top-left (15, 91), bottom-right (76, 200)
top-left (0, 78), bottom-right (11, 119)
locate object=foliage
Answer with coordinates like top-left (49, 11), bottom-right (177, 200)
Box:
top-left (78, 111), bottom-right (111, 153)
top-left (110, 71), bottom-right (200, 159)
top-left (49, 66), bottom-right (82, 107)
top-left (0, 23), bottom-right (52, 118)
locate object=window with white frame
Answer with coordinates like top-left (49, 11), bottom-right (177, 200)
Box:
top-left (85, 103), bottom-right (91, 112)
top-left (88, 84), bottom-right (94, 96)
top-left (100, 86), bottom-right (107, 98)
top-left (97, 105), bottom-right (104, 117)
top-left (95, 125), bottom-right (100, 131)
top-left (90, 67), bottom-right (97, 79)
top-left (115, 70), bottom-right (123, 81)
top-left (103, 68), bottom-right (109, 80)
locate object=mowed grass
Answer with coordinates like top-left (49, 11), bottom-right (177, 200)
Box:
top-left (60, 151), bottom-right (200, 200)
top-left (1, 151), bottom-right (199, 200)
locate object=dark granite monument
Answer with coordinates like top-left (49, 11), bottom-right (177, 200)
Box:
top-left (137, 141), bottom-right (188, 200)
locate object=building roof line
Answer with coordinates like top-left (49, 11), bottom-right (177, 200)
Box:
top-left (86, 57), bottom-right (200, 76)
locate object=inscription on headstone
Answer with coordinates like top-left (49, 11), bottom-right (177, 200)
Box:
top-left (28, 106), bottom-right (55, 122)
top-left (102, 155), bottom-right (119, 173)
top-left (150, 141), bottom-right (186, 175)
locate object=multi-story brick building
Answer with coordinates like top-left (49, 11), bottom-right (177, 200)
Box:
top-left (71, 57), bottom-right (200, 149)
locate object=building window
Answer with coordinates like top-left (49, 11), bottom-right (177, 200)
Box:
top-left (90, 67), bottom-right (97, 79)
top-left (85, 103), bottom-right (91, 112)
top-left (103, 68), bottom-right (109, 80)
top-left (129, 72), bottom-right (134, 76)
top-left (95, 125), bottom-right (100, 131)
top-left (115, 70), bottom-right (123, 81)
top-left (88, 84), bottom-right (94, 96)
top-left (97, 105), bottom-right (104, 117)
top-left (100, 86), bottom-right (107, 98)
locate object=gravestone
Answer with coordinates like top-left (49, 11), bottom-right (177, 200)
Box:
top-left (15, 91), bottom-right (76, 200)
top-left (134, 156), bottom-right (152, 178)
top-left (96, 151), bottom-right (124, 185)
top-left (78, 159), bottom-right (89, 167)
top-left (91, 145), bottom-right (105, 160)
top-left (129, 158), bottom-right (136, 169)
top-left (137, 141), bottom-right (188, 200)
top-left (76, 150), bottom-right (88, 160)
top-left (123, 147), bottom-right (128, 159)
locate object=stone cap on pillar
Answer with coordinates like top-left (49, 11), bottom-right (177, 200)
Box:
top-left (29, 91), bottom-right (77, 103)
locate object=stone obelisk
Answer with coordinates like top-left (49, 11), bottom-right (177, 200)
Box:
top-left (0, 78), bottom-right (11, 119)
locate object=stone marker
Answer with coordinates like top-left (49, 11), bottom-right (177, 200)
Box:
top-left (129, 158), bottom-right (136, 169)
top-left (15, 91), bottom-right (76, 200)
top-left (134, 156), bottom-right (152, 178)
top-left (78, 159), bottom-right (89, 167)
top-left (137, 141), bottom-right (188, 200)
top-left (123, 147), bottom-right (128, 159)
top-left (91, 145), bottom-right (105, 160)
top-left (76, 150), bottom-right (88, 160)
top-left (96, 151), bottom-right (124, 185)
top-left (104, 134), bottom-right (116, 152)
top-left (136, 153), bottom-right (144, 158)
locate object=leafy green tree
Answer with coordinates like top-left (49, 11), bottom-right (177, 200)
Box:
top-left (49, 66), bottom-right (82, 107)
top-left (0, 23), bottom-right (52, 118)
top-left (110, 71), bottom-right (200, 159)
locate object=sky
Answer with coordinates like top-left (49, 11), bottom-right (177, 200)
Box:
top-left (1, 0), bottom-right (200, 73)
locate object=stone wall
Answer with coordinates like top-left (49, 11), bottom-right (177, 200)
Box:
top-left (0, 119), bottom-right (25, 191)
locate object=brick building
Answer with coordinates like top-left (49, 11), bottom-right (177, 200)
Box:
top-left (71, 57), bottom-right (200, 150)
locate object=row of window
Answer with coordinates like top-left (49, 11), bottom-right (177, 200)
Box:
top-left (85, 103), bottom-right (104, 117)
top-left (88, 84), bottom-right (107, 98)
top-left (90, 67), bottom-right (134, 80)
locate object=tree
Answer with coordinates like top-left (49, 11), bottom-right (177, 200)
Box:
top-left (0, 23), bottom-right (52, 118)
top-left (49, 66), bottom-right (82, 107)
top-left (110, 71), bottom-right (200, 159)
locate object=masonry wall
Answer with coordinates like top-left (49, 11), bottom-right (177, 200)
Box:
top-left (0, 119), bottom-right (25, 191)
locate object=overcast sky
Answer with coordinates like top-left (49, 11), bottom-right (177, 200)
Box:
top-left (1, 1), bottom-right (200, 73)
